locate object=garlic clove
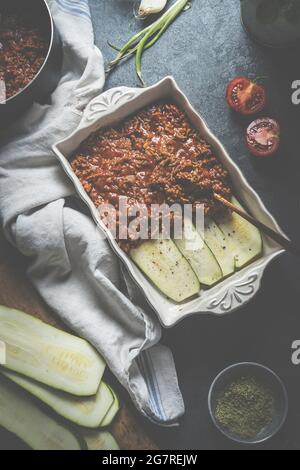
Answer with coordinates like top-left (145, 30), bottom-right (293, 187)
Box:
top-left (138, 0), bottom-right (168, 17)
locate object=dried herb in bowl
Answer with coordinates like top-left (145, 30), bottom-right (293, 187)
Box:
top-left (214, 376), bottom-right (275, 440)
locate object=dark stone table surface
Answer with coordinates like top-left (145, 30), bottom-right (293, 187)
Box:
top-left (1, 0), bottom-right (300, 451)
top-left (90, 0), bottom-right (300, 450)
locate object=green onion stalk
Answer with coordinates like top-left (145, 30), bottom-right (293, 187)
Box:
top-left (107, 0), bottom-right (191, 86)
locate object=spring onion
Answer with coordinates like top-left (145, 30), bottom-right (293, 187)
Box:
top-left (107, 0), bottom-right (191, 85)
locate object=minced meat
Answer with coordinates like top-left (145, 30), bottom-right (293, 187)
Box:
top-left (0, 13), bottom-right (48, 100)
top-left (72, 103), bottom-right (232, 251)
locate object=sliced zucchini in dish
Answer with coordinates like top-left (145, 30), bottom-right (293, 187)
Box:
top-left (101, 385), bottom-right (120, 427)
top-left (1, 369), bottom-right (114, 429)
top-left (204, 219), bottom-right (235, 277)
top-left (215, 197), bottom-right (263, 270)
top-left (83, 431), bottom-right (120, 450)
top-left (0, 375), bottom-right (83, 450)
top-left (130, 237), bottom-right (200, 302)
top-left (0, 305), bottom-right (105, 396)
top-left (175, 218), bottom-right (223, 286)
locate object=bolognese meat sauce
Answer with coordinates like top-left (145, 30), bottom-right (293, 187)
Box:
top-left (72, 103), bottom-right (232, 251)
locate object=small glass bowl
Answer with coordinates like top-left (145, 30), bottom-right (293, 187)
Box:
top-left (208, 362), bottom-right (288, 445)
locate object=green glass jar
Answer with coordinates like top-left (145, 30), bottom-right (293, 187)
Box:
top-left (241, 0), bottom-right (300, 47)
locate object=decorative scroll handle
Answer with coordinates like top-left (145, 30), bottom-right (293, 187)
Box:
top-left (206, 271), bottom-right (262, 315)
top-left (82, 87), bottom-right (144, 125)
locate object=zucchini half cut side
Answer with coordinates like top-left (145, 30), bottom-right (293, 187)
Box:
top-left (174, 217), bottom-right (223, 286)
top-left (130, 237), bottom-right (200, 302)
top-left (83, 431), bottom-right (120, 450)
top-left (0, 375), bottom-right (83, 450)
top-left (0, 306), bottom-right (106, 396)
top-left (101, 385), bottom-right (120, 427)
top-left (1, 369), bottom-right (115, 429)
top-left (215, 197), bottom-right (263, 270)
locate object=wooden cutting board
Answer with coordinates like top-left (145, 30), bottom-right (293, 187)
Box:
top-left (0, 233), bottom-right (157, 451)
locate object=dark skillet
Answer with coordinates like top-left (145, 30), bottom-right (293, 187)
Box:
top-left (0, 0), bottom-right (62, 127)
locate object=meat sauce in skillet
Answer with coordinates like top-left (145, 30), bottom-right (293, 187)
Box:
top-left (0, 13), bottom-right (48, 100)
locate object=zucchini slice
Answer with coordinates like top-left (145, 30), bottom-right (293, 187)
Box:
top-left (0, 376), bottom-right (83, 450)
top-left (215, 197), bottom-right (263, 270)
top-left (101, 385), bottom-right (120, 427)
top-left (130, 237), bottom-right (200, 302)
top-left (0, 306), bottom-right (105, 396)
top-left (174, 218), bottom-right (223, 286)
top-left (204, 219), bottom-right (235, 277)
top-left (83, 431), bottom-right (120, 450)
top-left (1, 369), bottom-right (114, 429)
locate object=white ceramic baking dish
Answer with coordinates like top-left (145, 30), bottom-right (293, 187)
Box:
top-left (52, 76), bottom-right (285, 328)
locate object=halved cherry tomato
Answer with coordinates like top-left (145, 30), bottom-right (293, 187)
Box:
top-left (226, 77), bottom-right (266, 115)
top-left (246, 118), bottom-right (280, 157)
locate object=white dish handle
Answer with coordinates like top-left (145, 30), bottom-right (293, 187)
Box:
top-left (81, 87), bottom-right (145, 126)
top-left (206, 269), bottom-right (263, 315)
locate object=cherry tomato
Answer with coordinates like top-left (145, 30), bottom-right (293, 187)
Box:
top-left (226, 77), bottom-right (267, 115)
top-left (246, 118), bottom-right (280, 157)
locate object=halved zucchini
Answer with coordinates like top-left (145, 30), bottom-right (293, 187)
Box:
top-left (1, 369), bottom-right (114, 429)
top-left (215, 197), bottom-right (263, 270)
top-left (101, 385), bottom-right (120, 427)
top-left (204, 219), bottom-right (235, 277)
top-left (0, 375), bottom-right (83, 450)
top-left (0, 306), bottom-right (105, 396)
top-left (130, 237), bottom-right (200, 302)
top-left (83, 431), bottom-right (120, 450)
top-left (174, 218), bottom-right (223, 286)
